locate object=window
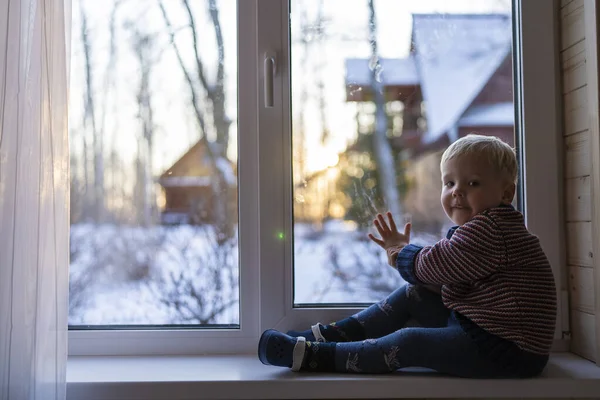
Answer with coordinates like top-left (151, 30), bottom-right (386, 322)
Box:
top-left (257, 0), bottom-right (564, 343)
top-left (69, 0), bottom-right (240, 329)
top-left (68, 0), bottom-right (259, 354)
top-left (289, 1), bottom-right (516, 306)
top-left (69, 0), bottom-right (564, 355)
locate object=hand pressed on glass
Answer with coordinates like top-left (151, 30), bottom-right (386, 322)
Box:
top-left (368, 212), bottom-right (411, 267)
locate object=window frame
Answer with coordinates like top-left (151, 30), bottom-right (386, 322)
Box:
top-left (68, 0), bottom-right (566, 356)
top-left (258, 0), bottom-right (567, 342)
top-left (514, 0), bottom-right (565, 343)
top-left (68, 0), bottom-right (261, 356)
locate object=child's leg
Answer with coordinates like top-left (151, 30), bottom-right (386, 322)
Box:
top-left (354, 283), bottom-right (449, 338)
top-left (288, 283), bottom-right (449, 342)
top-left (260, 316), bottom-right (512, 377)
top-left (331, 326), bottom-right (494, 376)
top-left (302, 317), bottom-right (512, 378)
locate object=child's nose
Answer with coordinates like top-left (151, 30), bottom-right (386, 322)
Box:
top-left (452, 187), bottom-right (464, 197)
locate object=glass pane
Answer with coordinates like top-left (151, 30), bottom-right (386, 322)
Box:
top-left (291, 0), bottom-right (515, 305)
top-left (68, 0), bottom-right (239, 327)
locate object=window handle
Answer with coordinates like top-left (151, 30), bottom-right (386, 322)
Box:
top-left (264, 51), bottom-right (276, 108)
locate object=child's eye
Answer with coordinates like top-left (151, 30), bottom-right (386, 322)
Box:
top-left (444, 181), bottom-right (454, 188)
top-left (469, 181), bottom-right (480, 187)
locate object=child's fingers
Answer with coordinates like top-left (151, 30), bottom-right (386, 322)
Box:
top-left (373, 219), bottom-right (386, 237)
top-left (376, 213), bottom-right (390, 233)
top-left (404, 222), bottom-right (412, 239)
top-left (386, 212), bottom-right (397, 232)
top-left (367, 233), bottom-right (384, 247)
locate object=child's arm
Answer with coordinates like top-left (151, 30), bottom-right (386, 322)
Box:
top-left (396, 213), bottom-right (506, 286)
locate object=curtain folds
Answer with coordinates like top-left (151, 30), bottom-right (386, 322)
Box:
top-left (0, 0), bottom-right (71, 399)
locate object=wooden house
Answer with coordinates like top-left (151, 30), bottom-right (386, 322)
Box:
top-left (158, 141), bottom-right (237, 225)
top-left (344, 13), bottom-right (515, 230)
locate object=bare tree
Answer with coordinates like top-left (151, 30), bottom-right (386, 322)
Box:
top-left (80, 1), bottom-right (105, 223)
top-left (295, 4), bottom-right (310, 185)
top-left (71, 0), bottom-right (130, 224)
top-left (367, 0), bottom-right (402, 218)
top-left (130, 29), bottom-right (158, 226)
top-left (158, 0), bottom-right (234, 240)
top-left (149, 227), bottom-right (239, 324)
top-left (102, 0), bottom-right (127, 223)
top-left (315, 0), bottom-right (330, 146)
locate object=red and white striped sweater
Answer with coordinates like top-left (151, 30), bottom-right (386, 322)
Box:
top-left (396, 206), bottom-right (557, 355)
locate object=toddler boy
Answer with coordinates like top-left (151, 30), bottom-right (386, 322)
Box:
top-left (258, 134), bottom-right (557, 378)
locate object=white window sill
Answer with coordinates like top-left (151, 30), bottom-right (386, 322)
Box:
top-left (67, 352), bottom-right (600, 400)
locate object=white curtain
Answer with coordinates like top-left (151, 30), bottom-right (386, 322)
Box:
top-left (0, 0), bottom-right (71, 399)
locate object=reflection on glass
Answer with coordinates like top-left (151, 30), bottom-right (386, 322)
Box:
top-left (291, 0), bottom-right (514, 305)
top-left (68, 0), bottom-right (239, 327)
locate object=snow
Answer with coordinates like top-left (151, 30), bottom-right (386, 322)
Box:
top-left (411, 14), bottom-right (512, 144)
top-left (69, 221), bottom-right (440, 326)
top-left (458, 102), bottom-right (514, 127)
top-left (159, 176), bottom-right (212, 187)
top-left (69, 224), bottom-right (239, 325)
top-left (216, 157), bottom-right (237, 186)
top-left (343, 14), bottom-right (513, 144)
top-left (161, 212), bottom-right (190, 225)
top-left (345, 58), bottom-right (419, 87)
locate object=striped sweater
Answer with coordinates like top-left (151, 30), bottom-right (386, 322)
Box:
top-left (395, 206), bottom-right (557, 356)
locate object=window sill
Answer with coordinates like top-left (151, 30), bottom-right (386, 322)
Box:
top-left (67, 352), bottom-right (600, 400)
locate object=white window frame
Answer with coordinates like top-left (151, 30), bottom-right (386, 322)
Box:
top-left (515, 0), bottom-right (565, 344)
top-left (68, 0), bottom-right (261, 356)
top-left (258, 0), bottom-right (567, 343)
top-left (68, 0), bottom-right (566, 356)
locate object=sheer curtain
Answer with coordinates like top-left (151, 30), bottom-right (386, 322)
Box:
top-left (0, 0), bottom-right (71, 399)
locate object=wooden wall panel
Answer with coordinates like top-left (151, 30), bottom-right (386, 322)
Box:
top-left (569, 265), bottom-right (596, 314)
top-left (564, 85), bottom-right (589, 135)
top-left (566, 222), bottom-right (594, 267)
top-left (565, 176), bottom-right (592, 221)
top-left (561, 0), bottom-right (599, 363)
top-left (565, 131), bottom-right (591, 178)
top-left (561, 0), bottom-right (585, 50)
top-left (562, 44), bottom-right (587, 93)
top-left (571, 309), bottom-right (597, 361)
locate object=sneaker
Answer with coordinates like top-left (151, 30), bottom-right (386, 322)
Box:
top-left (258, 329), bottom-right (306, 371)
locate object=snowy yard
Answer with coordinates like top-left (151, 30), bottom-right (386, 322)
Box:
top-left (69, 221), bottom-right (440, 326)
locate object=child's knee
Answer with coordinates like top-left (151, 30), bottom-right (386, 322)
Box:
top-left (406, 284), bottom-right (423, 301)
top-left (406, 284), bottom-right (441, 302)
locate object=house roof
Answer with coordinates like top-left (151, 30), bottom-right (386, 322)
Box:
top-left (345, 58), bottom-right (419, 87)
top-left (159, 140), bottom-right (237, 187)
top-left (411, 13), bottom-right (512, 143)
top-left (159, 141), bottom-right (206, 180)
top-left (458, 102), bottom-right (514, 127)
top-left (160, 176), bottom-right (212, 187)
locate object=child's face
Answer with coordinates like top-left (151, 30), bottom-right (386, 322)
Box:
top-left (441, 154), bottom-right (515, 226)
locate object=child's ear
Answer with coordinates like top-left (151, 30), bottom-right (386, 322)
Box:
top-left (502, 182), bottom-right (516, 204)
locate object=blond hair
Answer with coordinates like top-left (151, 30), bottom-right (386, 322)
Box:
top-left (440, 134), bottom-right (518, 184)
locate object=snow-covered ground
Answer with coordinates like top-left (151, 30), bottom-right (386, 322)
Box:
top-left (69, 221), bottom-right (440, 326)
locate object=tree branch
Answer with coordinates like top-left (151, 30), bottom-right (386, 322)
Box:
top-left (157, 1), bottom-right (211, 149)
top-left (201, 299), bottom-right (238, 324)
top-left (207, 0), bottom-right (225, 91)
top-left (181, 0), bottom-right (211, 94)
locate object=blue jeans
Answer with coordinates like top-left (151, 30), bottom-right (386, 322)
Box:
top-left (330, 284), bottom-right (515, 377)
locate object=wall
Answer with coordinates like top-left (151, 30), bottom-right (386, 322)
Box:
top-left (560, 0), bottom-right (599, 362)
